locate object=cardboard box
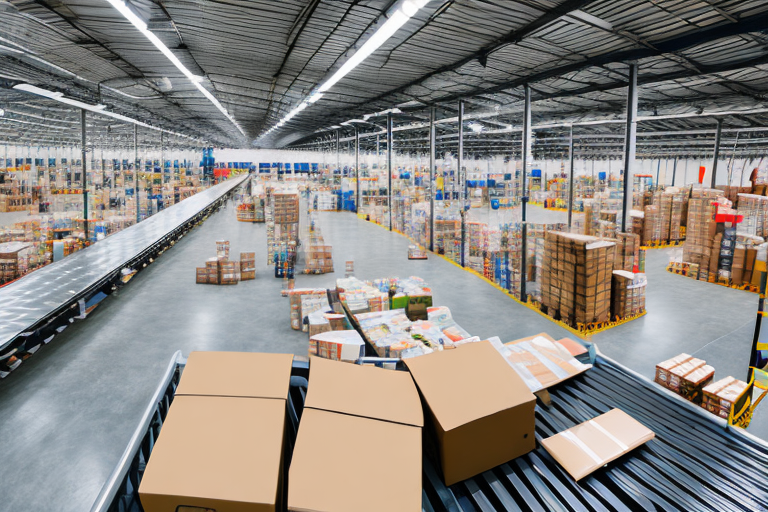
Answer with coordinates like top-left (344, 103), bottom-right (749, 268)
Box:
top-left (176, 351), bottom-right (294, 399)
top-left (288, 408), bottom-right (421, 512)
top-left (288, 357), bottom-right (422, 512)
top-left (308, 330), bottom-right (366, 362)
top-left (540, 408), bottom-right (654, 481)
top-left (668, 357), bottom-right (706, 392)
top-left (654, 353), bottom-right (691, 388)
top-left (702, 377), bottom-right (735, 414)
top-left (139, 395), bottom-right (286, 512)
top-left (405, 341), bottom-right (536, 485)
top-left (679, 364), bottom-right (715, 403)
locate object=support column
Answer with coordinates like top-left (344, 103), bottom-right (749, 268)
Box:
top-left (134, 124), bottom-right (140, 224)
top-left (655, 159), bottom-right (661, 189)
top-left (671, 157), bottom-right (678, 187)
top-left (161, 131), bottom-right (165, 185)
top-left (521, 83), bottom-right (531, 301)
top-left (711, 119), bottom-right (723, 188)
top-left (429, 106), bottom-right (436, 252)
top-left (621, 63), bottom-right (638, 233)
top-left (355, 126), bottom-right (360, 213)
top-left (567, 125), bottom-right (575, 229)
top-left (458, 100), bottom-right (465, 267)
top-left (81, 110), bottom-right (89, 242)
top-left (387, 113), bottom-right (393, 231)
top-left (335, 129), bottom-right (340, 188)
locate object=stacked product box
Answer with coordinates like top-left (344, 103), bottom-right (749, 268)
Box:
top-left (629, 210), bottom-right (645, 245)
top-left (611, 232), bottom-right (640, 271)
top-left (702, 377), bottom-right (750, 419)
top-left (610, 271), bottom-right (646, 319)
top-left (717, 227), bottom-right (737, 280)
top-left (273, 192), bottom-right (299, 223)
top-left (655, 353), bottom-right (715, 404)
top-left (540, 232), bottom-right (616, 326)
top-left (288, 288), bottom-right (327, 330)
top-left (218, 261), bottom-right (239, 285)
top-left (683, 190), bottom-right (722, 281)
top-left (643, 204), bottom-right (663, 244)
top-left (305, 245), bottom-right (334, 274)
top-left (669, 192), bottom-right (687, 242)
top-left (737, 193), bottom-right (768, 238)
top-left (240, 252), bottom-right (256, 280)
top-left (730, 244), bottom-right (758, 287)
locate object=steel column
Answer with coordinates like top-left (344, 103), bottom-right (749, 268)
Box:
top-left (521, 83), bottom-right (531, 301)
top-left (134, 124), bottom-right (140, 224)
top-left (335, 129), bottom-right (340, 188)
top-left (458, 100), bottom-right (465, 267)
top-left (671, 157), bottom-right (677, 186)
top-left (711, 119), bottom-right (722, 188)
top-left (387, 113), bottom-right (393, 231)
top-left (567, 125), bottom-right (575, 229)
top-left (354, 126), bottom-right (360, 213)
top-left (429, 106), bottom-right (436, 252)
top-left (621, 63), bottom-right (638, 233)
top-left (81, 110), bottom-right (89, 242)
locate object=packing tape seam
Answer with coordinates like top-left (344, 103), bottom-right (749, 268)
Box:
top-left (561, 431), bottom-right (603, 465)
top-left (589, 420), bottom-right (629, 451)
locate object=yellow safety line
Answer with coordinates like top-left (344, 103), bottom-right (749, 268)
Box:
top-left (640, 240), bottom-right (685, 250)
top-left (666, 265), bottom-right (761, 294)
top-left (354, 213), bottom-right (642, 338)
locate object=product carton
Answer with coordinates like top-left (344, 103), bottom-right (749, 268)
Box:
top-left (679, 364), bottom-right (715, 403)
top-left (308, 330), bottom-right (366, 362)
top-left (288, 357), bottom-right (422, 512)
top-left (668, 357), bottom-right (706, 392)
top-left (175, 351), bottom-right (294, 399)
top-left (139, 395), bottom-right (286, 512)
top-left (654, 353), bottom-right (691, 388)
top-left (702, 377), bottom-right (735, 414)
top-left (540, 408), bottom-right (654, 481)
top-left (405, 341), bottom-right (536, 485)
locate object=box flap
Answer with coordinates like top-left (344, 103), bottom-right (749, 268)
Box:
top-left (541, 409), bottom-right (654, 481)
top-left (139, 396), bottom-right (285, 510)
top-left (404, 340), bottom-right (535, 432)
top-left (305, 356), bottom-right (423, 427)
top-left (288, 408), bottom-right (421, 512)
top-left (176, 351), bottom-right (294, 400)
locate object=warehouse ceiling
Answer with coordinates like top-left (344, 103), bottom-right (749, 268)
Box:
top-left (1, 0), bottom-right (768, 154)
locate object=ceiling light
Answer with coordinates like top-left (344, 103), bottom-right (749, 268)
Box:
top-left (258, 0), bottom-right (428, 140)
top-left (0, 108), bottom-right (4, 117)
top-left (103, 0), bottom-right (244, 137)
top-left (469, 122), bottom-right (483, 133)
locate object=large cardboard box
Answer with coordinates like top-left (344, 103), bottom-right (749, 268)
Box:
top-left (288, 408), bottom-right (421, 512)
top-left (139, 395), bottom-right (286, 512)
top-left (288, 357), bottom-right (422, 512)
top-left (541, 408), bottom-right (654, 481)
top-left (405, 341), bottom-right (536, 485)
top-left (176, 351), bottom-right (294, 399)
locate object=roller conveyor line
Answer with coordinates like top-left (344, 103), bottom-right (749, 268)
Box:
top-left (92, 351), bottom-right (768, 512)
top-left (0, 175), bottom-right (247, 357)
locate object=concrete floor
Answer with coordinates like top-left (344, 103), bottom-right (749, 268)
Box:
top-left (0, 210), bottom-right (34, 227)
top-left (0, 201), bottom-right (765, 512)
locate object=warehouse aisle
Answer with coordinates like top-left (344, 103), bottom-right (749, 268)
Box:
top-left (0, 202), bottom-right (764, 512)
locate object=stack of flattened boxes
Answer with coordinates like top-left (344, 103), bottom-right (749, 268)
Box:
top-left (683, 189), bottom-right (722, 281)
top-left (541, 232), bottom-right (616, 326)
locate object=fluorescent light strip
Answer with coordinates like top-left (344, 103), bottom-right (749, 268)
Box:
top-left (259, 0), bottom-right (428, 139)
top-left (104, 0), bottom-right (245, 137)
top-left (13, 84), bottom-right (197, 140)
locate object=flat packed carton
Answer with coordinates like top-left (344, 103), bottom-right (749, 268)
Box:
top-left (288, 357), bottom-right (422, 512)
top-left (541, 408), bottom-right (654, 481)
top-left (175, 351), bottom-right (294, 399)
top-left (405, 341), bottom-right (536, 485)
top-left (139, 395), bottom-right (286, 512)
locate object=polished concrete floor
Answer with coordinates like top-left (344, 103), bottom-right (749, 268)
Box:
top-left (0, 200), bottom-right (765, 512)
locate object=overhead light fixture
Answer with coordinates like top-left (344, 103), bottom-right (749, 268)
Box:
top-left (103, 0), bottom-right (245, 137)
top-left (258, 0), bottom-right (429, 140)
top-left (13, 84), bottom-right (195, 139)
top-left (469, 122), bottom-right (483, 133)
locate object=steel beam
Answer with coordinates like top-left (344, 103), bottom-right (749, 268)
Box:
top-left (429, 106), bottom-right (436, 252)
top-left (711, 119), bottom-right (723, 188)
top-left (355, 126), bottom-right (360, 213)
top-left (621, 63), bottom-right (638, 233)
top-left (81, 109), bottom-right (89, 242)
top-left (521, 84), bottom-right (531, 301)
top-left (387, 113), bottom-right (393, 231)
top-left (134, 124), bottom-right (140, 224)
top-left (458, 100), bottom-right (465, 267)
top-left (567, 125), bottom-right (575, 228)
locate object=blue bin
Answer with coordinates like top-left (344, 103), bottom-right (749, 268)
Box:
top-left (491, 199), bottom-right (500, 210)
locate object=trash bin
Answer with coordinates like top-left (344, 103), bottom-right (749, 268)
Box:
top-left (491, 199), bottom-right (500, 210)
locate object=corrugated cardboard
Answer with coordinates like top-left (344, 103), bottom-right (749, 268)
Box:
top-left (405, 341), bottom-right (536, 485)
top-left (139, 395), bottom-right (286, 512)
top-left (541, 408), bottom-right (654, 481)
top-left (305, 356), bottom-right (423, 426)
top-left (308, 330), bottom-right (365, 362)
top-left (654, 353), bottom-right (691, 388)
top-left (176, 351), bottom-right (294, 399)
top-left (288, 408), bottom-right (421, 512)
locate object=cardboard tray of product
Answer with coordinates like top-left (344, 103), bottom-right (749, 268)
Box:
top-left (95, 349), bottom-right (768, 512)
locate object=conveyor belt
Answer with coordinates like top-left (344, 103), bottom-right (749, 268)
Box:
top-left (92, 352), bottom-right (768, 512)
top-left (0, 175), bottom-right (247, 355)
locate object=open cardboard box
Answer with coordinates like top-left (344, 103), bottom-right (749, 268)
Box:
top-left (140, 351), bottom-right (294, 512)
top-left (405, 340), bottom-right (536, 485)
top-left (288, 357), bottom-right (423, 512)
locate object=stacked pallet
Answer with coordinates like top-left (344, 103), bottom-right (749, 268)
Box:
top-left (540, 232), bottom-right (616, 326)
top-left (611, 271), bottom-right (646, 319)
top-left (240, 252), bottom-right (256, 280)
top-left (611, 232), bottom-right (640, 272)
top-left (683, 189), bottom-right (722, 281)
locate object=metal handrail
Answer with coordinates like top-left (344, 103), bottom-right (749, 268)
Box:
top-left (89, 350), bottom-right (185, 512)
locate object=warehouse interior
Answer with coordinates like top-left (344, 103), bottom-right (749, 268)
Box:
top-left (2, 1), bottom-right (768, 511)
